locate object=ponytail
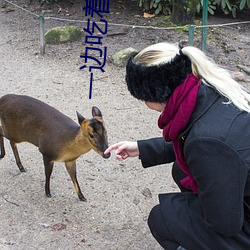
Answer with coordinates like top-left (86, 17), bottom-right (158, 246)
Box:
top-left (182, 46), bottom-right (250, 112)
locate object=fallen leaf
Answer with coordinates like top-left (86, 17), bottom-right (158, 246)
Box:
top-left (143, 12), bottom-right (155, 18)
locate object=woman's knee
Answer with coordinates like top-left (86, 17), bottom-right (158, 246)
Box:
top-left (148, 205), bottom-right (179, 249)
top-left (148, 204), bottom-right (161, 233)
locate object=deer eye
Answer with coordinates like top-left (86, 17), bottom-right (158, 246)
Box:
top-left (89, 133), bottom-right (94, 139)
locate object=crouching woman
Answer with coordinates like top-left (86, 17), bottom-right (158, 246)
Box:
top-left (105, 42), bottom-right (250, 250)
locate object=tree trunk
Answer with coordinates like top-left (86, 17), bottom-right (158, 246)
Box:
top-left (171, 0), bottom-right (198, 25)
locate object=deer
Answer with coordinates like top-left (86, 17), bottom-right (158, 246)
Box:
top-left (0, 94), bottom-right (111, 201)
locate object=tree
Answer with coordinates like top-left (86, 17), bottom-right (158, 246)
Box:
top-left (171, 0), bottom-right (199, 25)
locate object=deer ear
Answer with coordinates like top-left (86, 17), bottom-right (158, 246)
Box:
top-left (92, 106), bottom-right (102, 118)
top-left (76, 111), bottom-right (85, 125)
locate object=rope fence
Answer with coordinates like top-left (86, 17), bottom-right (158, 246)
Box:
top-left (3, 0), bottom-right (250, 55)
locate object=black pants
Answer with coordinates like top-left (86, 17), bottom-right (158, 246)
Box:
top-left (148, 162), bottom-right (188, 250)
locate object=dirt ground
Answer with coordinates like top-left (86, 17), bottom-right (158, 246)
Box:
top-left (0, 0), bottom-right (249, 249)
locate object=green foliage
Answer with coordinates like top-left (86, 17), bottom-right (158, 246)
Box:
top-left (205, 0), bottom-right (250, 18)
top-left (213, 0), bottom-right (238, 17)
top-left (136, 0), bottom-right (172, 15)
top-left (239, 0), bottom-right (250, 9)
top-left (197, 0), bottom-right (216, 15)
top-left (135, 0), bottom-right (250, 18)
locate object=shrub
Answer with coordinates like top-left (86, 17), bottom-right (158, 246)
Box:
top-left (136, 0), bottom-right (172, 15)
top-left (135, 0), bottom-right (250, 18)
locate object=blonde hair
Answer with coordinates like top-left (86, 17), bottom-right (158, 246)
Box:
top-left (134, 42), bottom-right (250, 113)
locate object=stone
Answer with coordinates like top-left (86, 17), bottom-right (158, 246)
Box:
top-left (112, 47), bottom-right (138, 67)
top-left (231, 71), bottom-right (247, 82)
top-left (45, 26), bottom-right (82, 44)
top-left (142, 187), bottom-right (152, 198)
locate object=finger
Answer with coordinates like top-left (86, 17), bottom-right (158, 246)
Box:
top-left (104, 143), bottom-right (122, 154)
top-left (115, 154), bottom-right (123, 160)
top-left (116, 153), bottom-right (128, 160)
top-left (104, 142), bottom-right (126, 154)
top-left (104, 147), bottom-right (113, 155)
top-left (115, 145), bottom-right (128, 155)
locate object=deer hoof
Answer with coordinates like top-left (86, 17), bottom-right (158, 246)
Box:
top-left (79, 196), bottom-right (87, 202)
top-left (46, 193), bottom-right (52, 198)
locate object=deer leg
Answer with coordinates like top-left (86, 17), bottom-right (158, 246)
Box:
top-left (0, 127), bottom-right (5, 159)
top-left (43, 155), bottom-right (54, 198)
top-left (10, 141), bottom-right (25, 172)
top-left (65, 161), bottom-right (86, 202)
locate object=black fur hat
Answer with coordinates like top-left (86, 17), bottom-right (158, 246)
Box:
top-left (125, 52), bottom-right (192, 103)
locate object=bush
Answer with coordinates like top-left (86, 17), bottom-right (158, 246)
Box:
top-left (136, 0), bottom-right (172, 15)
top-left (135, 0), bottom-right (250, 18)
top-left (212, 0), bottom-right (250, 17)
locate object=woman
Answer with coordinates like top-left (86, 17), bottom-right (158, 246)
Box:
top-left (104, 42), bottom-right (250, 250)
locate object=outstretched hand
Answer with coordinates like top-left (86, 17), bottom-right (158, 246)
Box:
top-left (104, 141), bottom-right (139, 160)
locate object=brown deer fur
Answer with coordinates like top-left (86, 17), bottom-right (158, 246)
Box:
top-left (0, 94), bottom-right (110, 201)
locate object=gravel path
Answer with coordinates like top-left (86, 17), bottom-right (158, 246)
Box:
top-left (0, 4), bottom-right (176, 250)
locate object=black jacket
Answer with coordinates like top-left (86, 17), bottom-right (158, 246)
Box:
top-left (138, 84), bottom-right (250, 249)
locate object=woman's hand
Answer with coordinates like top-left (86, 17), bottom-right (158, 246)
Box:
top-left (104, 141), bottom-right (139, 160)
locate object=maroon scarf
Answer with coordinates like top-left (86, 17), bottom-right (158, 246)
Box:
top-left (158, 73), bottom-right (201, 194)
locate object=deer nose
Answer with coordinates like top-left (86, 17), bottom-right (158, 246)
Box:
top-left (103, 152), bottom-right (111, 159)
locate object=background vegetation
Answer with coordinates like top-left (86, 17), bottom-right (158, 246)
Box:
top-left (136, 0), bottom-right (250, 17)
top-left (38, 0), bottom-right (250, 19)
